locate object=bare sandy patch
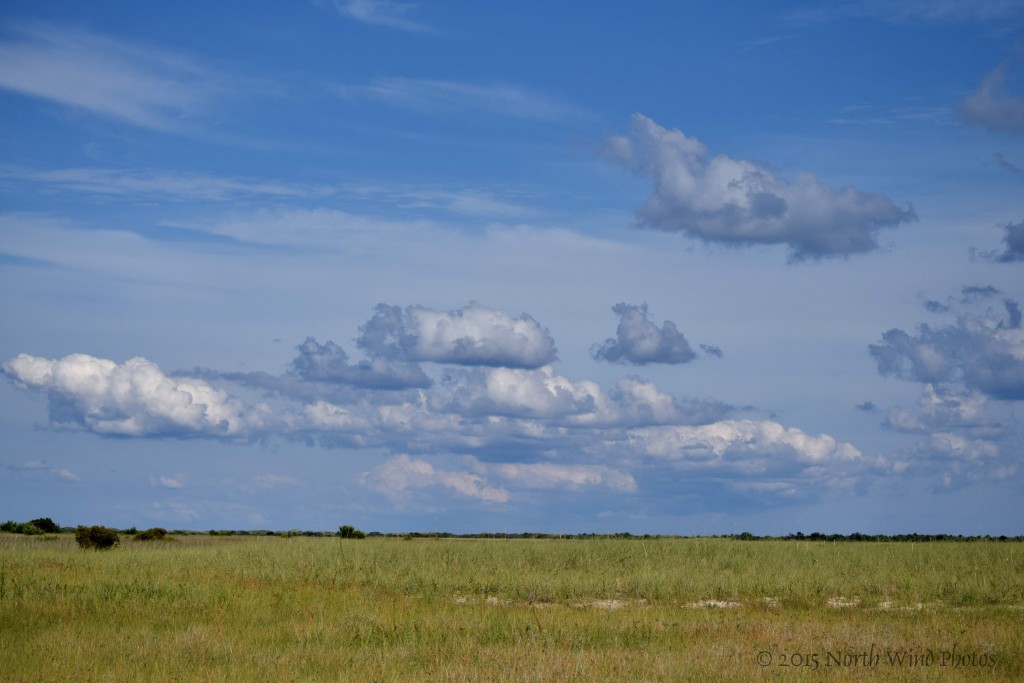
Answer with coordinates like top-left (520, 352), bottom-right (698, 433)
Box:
top-left (827, 596), bottom-right (859, 608)
top-left (688, 599), bottom-right (741, 608)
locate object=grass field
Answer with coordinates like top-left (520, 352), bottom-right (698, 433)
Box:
top-left (1, 534), bottom-right (1021, 681)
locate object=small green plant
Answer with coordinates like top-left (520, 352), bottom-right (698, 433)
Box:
top-left (74, 525), bottom-right (120, 550)
top-left (338, 525), bottom-right (366, 539)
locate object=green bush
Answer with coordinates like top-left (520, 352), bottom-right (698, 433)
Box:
top-left (75, 525), bottom-right (120, 550)
top-left (29, 518), bottom-right (60, 534)
top-left (338, 525), bottom-right (366, 539)
top-left (135, 527), bottom-right (169, 541)
top-left (0, 520), bottom-right (46, 535)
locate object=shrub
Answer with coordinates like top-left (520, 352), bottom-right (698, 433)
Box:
top-left (135, 527), bottom-right (168, 541)
top-left (75, 525), bottom-right (120, 550)
top-left (338, 525), bottom-right (366, 539)
top-left (29, 518), bottom-right (60, 534)
top-left (0, 521), bottom-right (44, 535)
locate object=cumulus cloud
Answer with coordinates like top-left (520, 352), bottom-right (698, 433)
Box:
top-left (984, 220), bottom-right (1024, 263)
top-left (439, 366), bottom-right (604, 419)
top-left (700, 343), bottom-right (723, 358)
top-left (629, 420), bottom-right (862, 468)
top-left (483, 462), bottom-right (637, 492)
top-left (291, 337), bottom-right (430, 390)
top-left (592, 303), bottom-right (698, 365)
top-left (1, 353), bottom-right (269, 436)
top-left (869, 296), bottom-right (1024, 399)
top-left (870, 293), bottom-right (1023, 486)
top-left (357, 303), bottom-right (558, 368)
top-left (884, 384), bottom-right (994, 434)
top-left (605, 114), bottom-right (915, 259)
top-left (3, 309), bottom-right (865, 505)
top-left (361, 455), bottom-right (510, 503)
top-left (962, 66), bottom-right (1024, 133)
top-left (149, 475), bottom-right (184, 489)
top-left (362, 454), bottom-right (636, 504)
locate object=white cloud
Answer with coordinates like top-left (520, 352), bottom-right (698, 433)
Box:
top-left (485, 462), bottom-right (636, 492)
top-left (332, 0), bottom-right (432, 32)
top-left (928, 432), bottom-right (999, 460)
top-left (962, 66), bottom-right (1024, 133)
top-left (18, 460), bottom-right (80, 482)
top-left (359, 303), bottom-right (558, 368)
top-left (149, 475), bottom-right (185, 489)
top-left (361, 454), bottom-right (510, 503)
top-left (0, 24), bottom-right (224, 132)
top-left (794, 0), bottom-right (1024, 24)
top-left (5, 167), bottom-right (338, 202)
top-left (362, 454), bottom-right (637, 504)
top-left (630, 420), bottom-right (862, 467)
top-left (441, 366), bottom-right (606, 419)
top-left (252, 474), bottom-right (300, 489)
top-left (2, 353), bottom-right (270, 437)
top-left (592, 303), bottom-right (698, 365)
top-left (336, 77), bottom-right (580, 121)
top-left (606, 114), bottom-right (914, 259)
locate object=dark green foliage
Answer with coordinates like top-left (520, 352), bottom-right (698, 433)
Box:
top-left (74, 525), bottom-right (120, 550)
top-left (338, 525), bottom-right (366, 539)
top-left (135, 527), bottom-right (168, 541)
top-left (29, 518), bottom-right (60, 534)
top-left (1, 520), bottom-right (43, 535)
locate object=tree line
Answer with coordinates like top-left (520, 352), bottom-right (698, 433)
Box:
top-left (3, 518), bottom-right (1021, 543)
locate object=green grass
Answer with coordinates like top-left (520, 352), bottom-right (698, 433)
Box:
top-left (1, 534), bottom-right (1021, 681)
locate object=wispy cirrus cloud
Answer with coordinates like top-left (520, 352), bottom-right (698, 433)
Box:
top-left (793, 0), bottom-right (1024, 25)
top-left (331, 0), bottom-right (432, 33)
top-left (15, 459), bottom-right (80, 482)
top-left (149, 475), bottom-right (185, 489)
top-left (333, 77), bottom-right (582, 121)
top-left (2, 166), bottom-right (339, 202)
top-left (0, 23), bottom-right (229, 133)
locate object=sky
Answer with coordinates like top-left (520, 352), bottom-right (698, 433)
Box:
top-left (1, 1), bottom-right (1022, 535)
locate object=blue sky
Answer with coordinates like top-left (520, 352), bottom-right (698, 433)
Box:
top-left (1, 0), bottom-right (1022, 534)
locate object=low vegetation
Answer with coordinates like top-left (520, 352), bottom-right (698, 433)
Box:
top-left (1, 533), bottom-right (1021, 680)
top-left (73, 525), bottom-right (120, 550)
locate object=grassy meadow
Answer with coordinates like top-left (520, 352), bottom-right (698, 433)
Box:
top-left (1, 533), bottom-right (1021, 681)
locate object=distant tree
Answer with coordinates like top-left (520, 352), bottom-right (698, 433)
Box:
top-left (29, 518), bottom-right (60, 534)
top-left (135, 527), bottom-right (168, 541)
top-left (338, 525), bottom-right (366, 539)
top-left (75, 525), bottom-right (120, 550)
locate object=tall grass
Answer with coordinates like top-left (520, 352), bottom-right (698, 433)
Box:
top-left (2, 534), bottom-right (1021, 681)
